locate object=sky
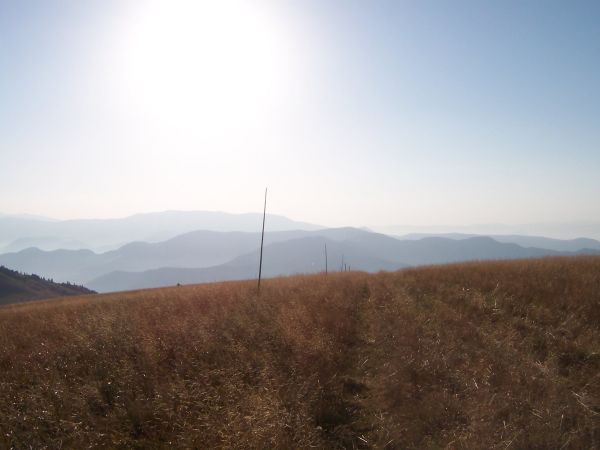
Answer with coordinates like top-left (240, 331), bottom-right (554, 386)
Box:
top-left (1, 0), bottom-right (599, 229)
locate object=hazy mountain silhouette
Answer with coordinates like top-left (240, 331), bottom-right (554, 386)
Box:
top-left (0, 210), bottom-right (322, 252)
top-left (376, 223), bottom-right (600, 241)
top-left (85, 232), bottom-right (600, 293)
top-left (396, 233), bottom-right (600, 252)
top-left (0, 248), bottom-right (103, 284)
top-left (0, 228), bottom-right (384, 283)
top-left (1, 236), bottom-right (89, 253)
top-left (2, 226), bottom-right (599, 292)
top-left (87, 236), bottom-right (404, 292)
top-left (0, 230), bottom-right (313, 283)
top-left (0, 266), bottom-right (94, 305)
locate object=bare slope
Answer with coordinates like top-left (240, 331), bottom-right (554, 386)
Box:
top-left (0, 257), bottom-right (598, 448)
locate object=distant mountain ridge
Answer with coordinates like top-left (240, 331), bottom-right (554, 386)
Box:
top-left (2, 226), bottom-right (600, 293)
top-left (1, 236), bottom-right (89, 253)
top-left (0, 266), bottom-right (95, 305)
top-left (0, 210), bottom-right (322, 252)
top-left (87, 235), bottom-right (404, 292)
top-left (0, 228), bottom-right (388, 284)
top-left (375, 223), bottom-right (600, 241)
top-left (1, 210), bottom-right (600, 294)
top-left (86, 232), bottom-right (600, 293)
top-left (396, 233), bottom-right (600, 252)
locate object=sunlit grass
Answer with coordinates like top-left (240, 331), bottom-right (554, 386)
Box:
top-left (1, 257), bottom-right (598, 448)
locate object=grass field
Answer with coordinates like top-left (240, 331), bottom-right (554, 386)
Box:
top-left (1, 257), bottom-right (599, 449)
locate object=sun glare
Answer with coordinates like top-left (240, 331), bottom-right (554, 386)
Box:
top-left (118, 0), bottom-right (290, 134)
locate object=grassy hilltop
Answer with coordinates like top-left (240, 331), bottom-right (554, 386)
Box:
top-left (0, 257), bottom-right (599, 448)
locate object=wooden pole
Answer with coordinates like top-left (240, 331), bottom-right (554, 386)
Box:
top-left (257, 188), bottom-right (267, 292)
top-left (325, 243), bottom-right (328, 274)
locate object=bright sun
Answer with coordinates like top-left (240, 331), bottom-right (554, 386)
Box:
top-left (118, 0), bottom-right (290, 133)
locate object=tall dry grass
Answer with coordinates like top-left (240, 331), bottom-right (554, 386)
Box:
top-left (0, 256), bottom-right (598, 449)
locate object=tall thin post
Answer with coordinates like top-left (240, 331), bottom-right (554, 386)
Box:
top-left (257, 188), bottom-right (267, 292)
top-left (325, 243), bottom-right (328, 274)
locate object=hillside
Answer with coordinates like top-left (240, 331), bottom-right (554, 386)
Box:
top-left (0, 266), bottom-right (95, 305)
top-left (1, 257), bottom-right (598, 448)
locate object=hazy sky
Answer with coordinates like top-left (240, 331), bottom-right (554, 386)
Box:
top-left (1, 0), bottom-right (599, 227)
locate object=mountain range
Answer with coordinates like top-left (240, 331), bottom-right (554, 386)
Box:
top-left (396, 233), bottom-right (600, 252)
top-left (86, 233), bottom-right (600, 292)
top-left (1, 224), bottom-right (599, 293)
top-left (0, 211), bottom-right (321, 253)
top-left (375, 222), bottom-right (600, 241)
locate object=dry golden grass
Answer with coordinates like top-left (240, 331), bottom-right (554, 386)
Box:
top-left (0, 256), bottom-right (599, 449)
